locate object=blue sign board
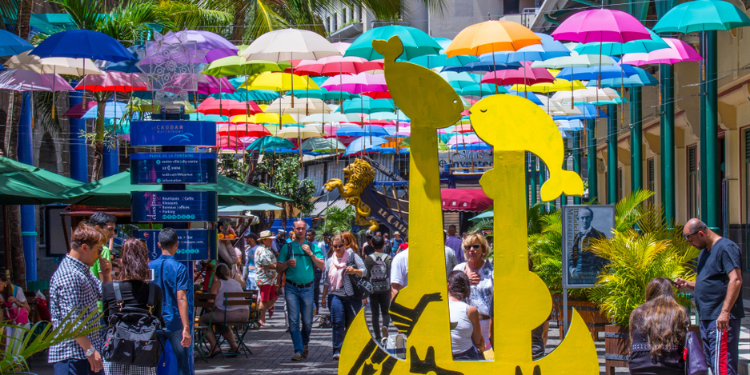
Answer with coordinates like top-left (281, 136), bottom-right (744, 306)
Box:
top-left (130, 121), bottom-right (216, 147)
top-left (134, 229), bottom-right (217, 261)
top-left (131, 191), bottom-right (218, 223)
top-left (131, 153), bottom-right (217, 185)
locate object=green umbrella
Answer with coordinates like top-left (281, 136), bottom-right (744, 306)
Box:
top-left (459, 83), bottom-right (508, 96)
top-left (469, 210), bottom-right (494, 221)
top-left (653, 0), bottom-right (750, 33)
top-left (300, 137), bottom-right (346, 152)
top-left (246, 136), bottom-right (296, 152)
top-left (63, 170), bottom-right (290, 208)
top-left (342, 97), bottom-right (395, 114)
top-left (405, 54), bottom-right (479, 69)
top-left (289, 89), bottom-right (358, 101)
top-left (0, 156), bottom-right (83, 205)
top-left (203, 58), bottom-right (282, 78)
top-left (573, 28), bottom-right (669, 56)
top-left (345, 25), bottom-right (443, 60)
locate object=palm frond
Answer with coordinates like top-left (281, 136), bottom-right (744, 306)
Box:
top-left (158, 0), bottom-right (233, 31)
top-left (0, 0), bottom-right (19, 22)
top-left (49, 0), bottom-right (103, 29)
top-left (245, 0), bottom-right (288, 42)
top-left (615, 189), bottom-right (654, 231)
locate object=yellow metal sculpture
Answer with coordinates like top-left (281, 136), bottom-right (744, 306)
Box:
top-left (324, 158), bottom-right (379, 232)
top-left (337, 36), bottom-right (599, 375)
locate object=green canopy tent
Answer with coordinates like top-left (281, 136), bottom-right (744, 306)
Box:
top-left (0, 156), bottom-right (84, 205)
top-left (218, 204), bottom-right (283, 212)
top-left (63, 170), bottom-right (291, 207)
top-left (469, 211), bottom-right (493, 221)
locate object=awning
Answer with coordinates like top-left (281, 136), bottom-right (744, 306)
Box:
top-left (441, 188), bottom-right (492, 212)
top-left (218, 204), bottom-right (283, 212)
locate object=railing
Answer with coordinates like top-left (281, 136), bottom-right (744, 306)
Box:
top-left (522, 7), bottom-right (540, 28)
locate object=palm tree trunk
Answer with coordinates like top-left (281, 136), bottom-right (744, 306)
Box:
top-left (15, 0), bottom-right (31, 40)
top-left (231, 4), bottom-right (245, 44)
top-left (91, 100), bottom-right (106, 180)
top-left (7, 207), bottom-right (25, 287)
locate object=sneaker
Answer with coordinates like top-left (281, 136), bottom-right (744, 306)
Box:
top-left (333, 352), bottom-right (340, 360)
top-left (291, 353), bottom-right (303, 361)
top-left (381, 327), bottom-right (389, 339)
top-left (302, 345), bottom-right (309, 359)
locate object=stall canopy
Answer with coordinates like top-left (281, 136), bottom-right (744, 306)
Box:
top-left (218, 204), bottom-right (284, 212)
top-left (0, 156), bottom-right (83, 205)
top-left (63, 170), bottom-right (291, 207)
top-left (441, 188), bottom-right (492, 212)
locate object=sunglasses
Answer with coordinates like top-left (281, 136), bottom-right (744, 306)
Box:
top-left (333, 244), bottom-right (345, 249)
top-left (683, 231), bottom-right (701, 240)
top-left (463, 244), bottom-right (482, 251)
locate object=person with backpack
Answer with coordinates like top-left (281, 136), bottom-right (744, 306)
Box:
top-left (364, 235), bottom-right (392, 342)
top-left (101, 238), bottom-right (164, 375)
top-left (321, 234), bottom-right (366, 360)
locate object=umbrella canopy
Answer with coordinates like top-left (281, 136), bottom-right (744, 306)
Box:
top-left (406, 54), bottom-right (479, 69)
top-left (336, 125), bottom-right (390, 137)
top-left (231, 113), bottom-right (296, 124)
top-left (0, 156), bottom-right (84, 204)
top-left (217, 124), bottom-right (271, 137)
top-left (342, 97), bottom-right (395, 114)
top-left (0, 69), bottom-right (73, 91)
top-left (199, 97), bottom-right (263, 116)
top-left (81, 101), bottom-right (128, 119)
top-left (321, 73), bottom-right (388, 93)
top-left (653, 0), bottom-right (750, 33)
top-left (63, 170), bottom-right (290, 207)
top-left (299, 113), bottom-right (351, 123)
top-left (332, 42), bottom-right (351, 55)
top-left (587, 66), bottom-right (659, 87)
top-left (621, 38), bottom-right (702, 65)
top-left (553, 104), bottom-right (607, 120)
top-left (129, 98), bottom-right (195, 114)
top-left (552, 9), bottom-right (651, 43)
top-left (30, 29), bottom-right (135, 62)
top-left (506, 32), bottom-right (572, 62)
top-left (301, 137), bottom-right (346, 151)
top-left (481, 62), bottom-right (554, 85)
top-left (469, 210), bottom-right (494, 221)
top-left (203, 58), bottom-right (282, 77)
top-left (555, 119), bottom-right (585, 130)
top-left (247, 136), bottom-right (297, 151)
top-left (447, 134), bottom-right (483, 145)
top-left (212, 89), bottom-right (280, 102)
top-left (555, 63), bottom-right (638, 80)
top-left (346, 25), bottom-right (442, 60)
top-left (458, 83), bottom-right (508, 96)
top-left (289, 89), bottom-right (358, 101)
top-left (266, 97), bottom-right (331, 115)
top-left (0, 30), bottom-right (34, 57)
top-left (295, 56), bottom-right (382, 76)
top-left (4, 51), bottom-right (104, 75)
top-left (64, 101), bottom-right (98, 118)
top-left (551, 86), bottom-right (620, 104)
top-left (242, 28), bottom-right (340, 62)
top-left (75, 71), bottom-right (148, 92)
top-left (441, 188), bottom-right (493, 212)
top-left (276, 126), bottom-right (324, 139)
top-left (531, 54), bottom-right (616, 69)
top-left (189, 113), bottom-right (227, 122)
top-left (446, 21), bottom-right (541, 57)
top-left (158, 30), bottom-right (238, 63)
top-left (240, 71), bottom-right (320, 91)
top-left (439, 71), bottom-right (479, 89)
top-left (511, 78), bottom-right (586, 93)
top-left (97, 45), bottom-right (143, 73)
top-left (344, 136), bottom-right (389, 155)
top-left (573, 28), bottom-right (670, 55)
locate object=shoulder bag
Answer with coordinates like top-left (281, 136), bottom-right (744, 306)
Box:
top-left (347, 251), bottom-right (373, 299)
top-left (684, 330), bottom-right (708, 375)
top-left (103, 281), bottom-right (162, 367)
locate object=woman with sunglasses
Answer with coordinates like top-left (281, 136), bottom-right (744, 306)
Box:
top-left (453, 232), bottom-right (493, 350)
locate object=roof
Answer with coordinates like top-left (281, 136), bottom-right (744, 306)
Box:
top-left (309, 189), bottom-right (348, 217)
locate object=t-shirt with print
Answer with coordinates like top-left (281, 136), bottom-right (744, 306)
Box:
top-left (254, 245), bottom-right (278, 285)
top-left (277, 240), bottom-right (323, 285)
top-left (694, 237), bottom-right (745, 321)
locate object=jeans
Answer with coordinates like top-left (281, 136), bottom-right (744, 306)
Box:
top-left (453, 346), bottom-right (482, 360)
top-left (313, 270), bottom-right (323, 311)
top-left (328, 294), bottom-right (362, 354)
top-left (701, 318), bottom-right (741, 375)
top-left (369, 292), bottom-right (390, 340)
top-left (285, 283), bottom-right (315, 354)
top-left (53, 358), bottom-right (103, 375)
top-left (158, 330), bottom-right (190, 375)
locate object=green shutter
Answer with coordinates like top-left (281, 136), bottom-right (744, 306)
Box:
top-left (688, 146), bottom-right (697, 173)
top-left (745, 129), bottom-right (750, 163)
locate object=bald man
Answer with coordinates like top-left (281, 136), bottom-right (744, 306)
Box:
top-left (675, 218), bottom-right (744, 375)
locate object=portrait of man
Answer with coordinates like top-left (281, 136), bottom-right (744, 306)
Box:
top-left (563, 206), bottom-right (614, 287)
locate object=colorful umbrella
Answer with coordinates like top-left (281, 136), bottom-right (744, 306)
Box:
top-left (587, 66), bottom-right (658, 87)
top-left (341, 97), bottom-right (395, 114)
top-left (407, 55), bottom-right (479, 69)
top-left (266, 97), bottom-right (331, 115)
top-left (301, 138), bottom-right (346, 152)
top-left (506, 32), bottom-right (572, 63)
top-left (75, 71), bottom-right (148, 92)
top-left (552, 9), bottom-right (651, 43)
top-left (240, 71), bottom-right (320, 91)
top-left (481, 62), bottom-right (554, 85)
top-left (276, 126), bottom-right (324, 139)
top-left (439, 71), bottom-right (479, 89)
top-left (295, 56), bottom-right (382, 76)
top-left (246, 136), bottom-right (297, 151)
top-left (0, 30), bottom-right (33, 57)
top-left (511, 78), bottom-right (586, 93)
top-left (242, 29), bottom-right (340, 61)
top-left (203, 58), bottom-right (282, 77)
top-left (620, 38), bottom-right (702, 65)
top-left (230, 113), bottom-right (296, 124)
top-left (531, 54), bottom-right (616, 69)
top-left (289, 89), bottom-right (358, 101)
top-left (4, 51), bottom-right (104, 75)
top-left (321, 73), bottom-right (387, 93)
top-left (346, 25), bottom-right (442, 60)
top-left (446, 21), bottom-right (541, 57)
top-left (555, 63), bottom-right (638, 80)
top-left (458, 83), bottom-right (508, 96)
top-left (0, 69), bottom-right (73, 91)
top-left (332, 42), bottom-right (351, 55)
top-left (573, 28), bottom-right (669, 55)
top-left (198, 98), bottom-right (262, 116)
top-left (81, 101), bottom-right (128, 119)
top-left (64, 102), bottom-right (98, 118)
top-left (159, 30), bottom-right (238, 63)
top-left (30, 30), bottom-right (135, 62)
top-left (336, 125), bottom-right (390, 137)
top-left (652, 0), bottom-right (750, 33)
top-left (299, 113), bottom-right (351, 123)
top-left (343, 136), bottom-right (389, 156)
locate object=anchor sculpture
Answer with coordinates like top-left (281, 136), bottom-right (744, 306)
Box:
top-left (338, 36), bottom-right (598, 374)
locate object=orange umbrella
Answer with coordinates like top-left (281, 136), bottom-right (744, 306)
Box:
top-left (445, 20), bottom-right (541, 57)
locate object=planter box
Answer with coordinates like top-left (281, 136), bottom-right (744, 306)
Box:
top-left (552, 296), bottom-right (609, 341)
top-left (604, 325), bottom-right (629, 375)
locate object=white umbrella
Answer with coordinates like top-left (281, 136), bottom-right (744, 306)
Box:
top-left (3, 51), bottom-right (104, 75)
top-left (552, 87), bottom-right (616, 104)
top-left (265, 97), bottom-right (331, 115)
top-left (300, 113), bottom-right (350, 123)
top-left (241, 29), bottom-right (341, 62)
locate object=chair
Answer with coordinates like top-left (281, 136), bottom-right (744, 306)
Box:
top-left (214, 291), bottom-right (257, 359)
top-left (193, 293), bottom-right (216, 363)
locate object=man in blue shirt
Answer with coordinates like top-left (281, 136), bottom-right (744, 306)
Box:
top-left (676, 219), bottom-right (744, 375)
top-left (277, 220), bottom-right (325, 361)
top-left (150, 228), bottom-right (191, 375)
top-left (391, 231), bottom-right (404, 254)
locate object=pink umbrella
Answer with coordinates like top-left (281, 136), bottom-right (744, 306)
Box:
top-left (322, 73), bottom-right (387, 93)
top-left (162, 74), bottom-right (235, 95)
top-left (0, 69), bottom-right (73, 91)
top-left (480, 62), bottom-right (554, 85)
top-left (552, 9), bottom-right (651, 43)
top-left (63, 101), bottom-right (98, 118)
top-left (447, 134), bottom-right (481, 145)
top-left (217, 124), bottom-right (271, 137)
top-left (198, 97), bottom-right (262, 116)
top-left (295, 56), bottom-right (383, 76)
top-left (74, 71), bottom-right (147, 92)
top-left (620, 38), bottom-right (702, 66)
top-left (331, 42), bottom-right (351, 55)
top-left (452, 124), bottom-right (475, 133)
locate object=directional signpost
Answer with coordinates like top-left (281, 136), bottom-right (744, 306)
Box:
top-left (131, 153), bottom-right (218, 184)
top-left (131, 191), bottom-right (218, 222)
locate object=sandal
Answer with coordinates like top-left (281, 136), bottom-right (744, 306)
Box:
top-left (268, 306), bottom-right (275, 318)
top-left (206, 349), bottom-right (222, 359)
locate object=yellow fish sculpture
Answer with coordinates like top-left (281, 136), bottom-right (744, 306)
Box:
top-left (338, 36), bottom-right (598, 375)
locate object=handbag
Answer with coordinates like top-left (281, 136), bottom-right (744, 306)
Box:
top-left (346, 252), bottom-right (373, 299)
top-left (103, 281), bottom-right (162, 367)
top-left (684, 330), bottom-right (708, 375)
top-left (3, 286), bottom-right (29, 325)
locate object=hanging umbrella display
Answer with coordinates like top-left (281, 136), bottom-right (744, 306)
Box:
top-left (481, 62), bottom-right (554, 85)
top-left (157, 30), bottom-right (238, 63)
top-left (29, 30), bottom-right (135, 61)
top-left (217, 124), bottom-right (272, 137)
top-left (532, 54), bottom-right (616, 69)
top-left (230, 113), bottom-right (296, 124)
top-left (74, 71), bottom-right (148, 92)
top-left (620, 38), bottom-right (702, 65)
top-left (441, 53), bottom-right (521, 73)
top-left (0, 69), bottom-right (74, 91)
top-left (554, 63), bottom-right (639, 81)
top-left (341, 97), bottom-right (395, 114)
top-left (321, 73), bottom-right (387, 93)
top-left (343, 136), bottom-right (389, 156)
top-left (246, 136), bottom-right (297, 152)
top-left (276, 126), bottom-right (324, 139)
top-left (446, 21), bottom-right (542, 56)
top-left (242, 29), bottom-right (341, 61)
top-left (653, 0), bottom-right (750, 33)
top-left (0, 30), bottom-right (33, 57)
top-left (587, 66), bottom-right (659, 87)
top-left (552, 9), bottom-right (651, 44)
top-left (511, 78), bottom-right (586, 93)
top-left (4, 51), bottom-right (104, 75)
top-left (212, 89), bottom-right (279, 102)
top-left (295, 56), bottom-right (383, 76)
top-left (336, 125), bottom-right (390, 137)
top-left (301, 138), bottom-right (346, 152)
top-left (240, 71), bottom-right (320, 91)
top-left (198, 98), bottom-right (262, 116)
top-left (573, 28), bottom-right (670, 56)
top-left (506, 32), bottom-right (572, 63)
top-left (203, 58), bottom-right (281, 77)
top-left (81, 101), bottom-right (128, 119)
top-left (266, 97), bottom-right (331, 114)
top-left (346, 25), bottom-right (442, 60)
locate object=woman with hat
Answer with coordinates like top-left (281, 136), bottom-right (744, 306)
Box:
top-left (255, 230), bottom-right (279, 326)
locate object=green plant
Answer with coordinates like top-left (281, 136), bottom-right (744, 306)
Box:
top-left (252, 155), bottom-right (315, 228)
top-left (218, 154), bottom-right (248, 182)
top-left (1, 309), bottom-right (101, 373)
top-left (322, 205), bottom-right (355, 234)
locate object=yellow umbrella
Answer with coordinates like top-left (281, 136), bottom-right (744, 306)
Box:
top-left (230, 113), bottom-right (296, 124)
top-left (240, 71), bottom-right (320, 91)
top-left (510, 78), bottom-right (587, 94)
top-left (276, 125), bottom-right (323, 139)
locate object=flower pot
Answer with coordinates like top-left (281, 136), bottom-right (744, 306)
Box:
top-left (604, 324), bottom-right (629, 375)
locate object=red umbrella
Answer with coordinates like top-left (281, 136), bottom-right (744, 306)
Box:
top-left (480, 61), bottom-right (554, 86)
top-left (217, 124), bottom-right (271, 137)
top-left (295, 56), bottom-right (383, 76)
top-left (441, 189), bottom-right (493, 212)
top-left (74, 71), bottom-right (148, 92)
top-left (198, 97), bottom-right (262, 117)
top-left (361, 91), bottom-right (392, 99)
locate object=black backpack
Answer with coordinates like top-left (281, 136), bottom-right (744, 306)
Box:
top-left (368, 253), bottom-right (391, 293)
top-left (103, 282), bottom-right (162, 367)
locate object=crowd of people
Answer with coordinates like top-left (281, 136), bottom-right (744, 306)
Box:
top-left (35, 210), bottom-right (745, 374)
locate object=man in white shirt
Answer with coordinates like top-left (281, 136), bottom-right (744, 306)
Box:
top-left (389, 242), bottom-right (457, 300)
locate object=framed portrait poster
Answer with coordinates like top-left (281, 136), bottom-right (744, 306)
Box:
top-left (561, 205), bottom-right (615, 288)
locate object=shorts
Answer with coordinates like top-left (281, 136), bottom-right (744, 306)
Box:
top-left (259, 284), bottom-right (278, 302)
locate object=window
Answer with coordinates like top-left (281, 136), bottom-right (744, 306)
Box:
top-left (326, 17), bottom-right (330, 32)
top-left (688, 145), bottom-right (699, 219)
top-left (358, 6), bottom-right (362, 21)
top-left (647, 158), bottom-right (655, 205)
top-left (342, 10), bottom-right (347, 24)
top-left (333, 13), bottom-right (337, 30)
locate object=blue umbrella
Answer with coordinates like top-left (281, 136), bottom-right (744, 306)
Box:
top-left (556, 64), bottom-right (639, 81)
top-left (406, 54), bottom-right (479, 69)
top-left (433, 37), bottom-right (453, 53)
top-left (555, 119), bottom-right (585, 131)
top-left (30, 30), bottom-right (135, 62)
top-left (211, 90), bottom-right (279, 102)
top-left (553, 104), bottom-right (607, 120)
top-left (189, 113), bottom-right (228, 122)
top-left (344, 136), bottom-right (389, 156)
top-left (336, 125), bottom-right (389, 137)
top-left (99, 45), bottom-right (144, 73)
top-left (81, 101), bottom-right (129, 119)
top-left (0, 30), bottom-right (33, 57)
top-left (450, 142), bottom-right (492, 151)
top-left (342, 97), bottom-right (394, 114)
top-left (504, 91), bottom-right (543, 105)
top-left (573, 28), bottom-right (669, 56)
top-left (371, 146), bottom-right (410, 155)
top-left (586, 66), bottom-right (659, 88)
top-left (506, 33), bottom-right (571, 63)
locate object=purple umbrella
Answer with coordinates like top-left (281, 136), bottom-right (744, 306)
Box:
top-left (0, 69), bottom-right (73, 91)
top-left (163, 74), bottom-right (235, 95)
top-left (159, 30), bottom-right (238, 63)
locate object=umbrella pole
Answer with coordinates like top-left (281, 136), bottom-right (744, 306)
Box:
top-left (220, 79), bottom-right (223, 117)
top-left (524, 62), bottom-right (528, 99)
top-left (82, 59), bottom-right (86, 107)
top-left (52, 66), bottom-right (56, 119)
top-left (492, 52), bottom-right (498, 94)
top-left (571, 68), bottom-right (574, 109)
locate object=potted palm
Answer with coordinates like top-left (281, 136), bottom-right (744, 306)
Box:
top-left (588, 194), bottom-right (699, 374)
